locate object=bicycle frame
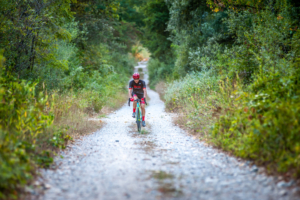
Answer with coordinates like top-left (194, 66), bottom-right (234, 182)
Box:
top-left (136, 100), bottom-right (142, 121)
top-left (128, 98), bottom-right (146, 132)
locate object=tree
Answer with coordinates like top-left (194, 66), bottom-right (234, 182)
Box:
top-left (141, 0), bottom-right (173, 60)
top-left (0, 0), bottom-right (74, 79)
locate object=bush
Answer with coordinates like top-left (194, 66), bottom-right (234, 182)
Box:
top-left (0, 50), bottom-right (133, 199)
top-left (148, 58), bottom-right (175, 88)
top-left (0, 0), bottom-right (137, 198)
top-left (207, 8), bottom-right (300, 176)
top-left (164, 4), bottom-right (300, 177)
top-left (165, 71), bottom-right (223, 134)
top-left (0, 55), bottom-right (54, 199)
top-left (212, 66), bottom-right (300, 175)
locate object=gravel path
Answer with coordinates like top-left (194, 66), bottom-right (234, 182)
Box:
top-left (37, 62), bottom-right (299, 200)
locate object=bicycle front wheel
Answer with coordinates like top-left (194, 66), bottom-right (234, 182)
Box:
top-left (136, 109), bottom-right (141, 132)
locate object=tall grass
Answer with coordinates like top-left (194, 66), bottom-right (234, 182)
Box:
top-left (165, 71), bottom-right (224, 135)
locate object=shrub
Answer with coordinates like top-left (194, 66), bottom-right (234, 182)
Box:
top-left (0, 55), bottom-right (54, 199)
top-left (164, 4), bottom-right (300, 177)
top-left (212, 66), bottom-right (300, 175)
top-left (165, 71), bottom-right (223, 134)
top-left (148, 58), bottom-right (175, 88)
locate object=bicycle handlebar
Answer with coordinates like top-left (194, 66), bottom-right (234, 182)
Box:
top-left (128, 98), bottom-right (147, 106)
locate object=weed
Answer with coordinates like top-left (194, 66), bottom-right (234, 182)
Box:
top-left (152, 171), bottom-right (174, 180)
top-left (150, 170), bottom-right (182, 197)
top-left (98, 114), bottom-right (107, 118)
top-left (140, 129), bottom-right (150, 135)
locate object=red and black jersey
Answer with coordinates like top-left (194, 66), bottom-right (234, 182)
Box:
top-left (129, 80), bottom-right (146, 95)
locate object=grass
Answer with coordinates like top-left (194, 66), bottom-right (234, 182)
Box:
top-left (100, 90), bottom-right (129, 114)
top-left (150, 170), bottom-right (182, 198)
top-left (97, 114), bottom-right (108, 118)
top-left (163, 72), bottom-right (224, 140)
top-left (129, 122), bottom-right (151, 137)
top-left (152, 171), bottom-right (174, 180)
top-left (153, 78), bottom-right (219, 140)
top-left (48, 92), bottom-right (101, 139)
top-left (140, 129), bottom-right (150, 135)
top-left (15, 88), bottom-right (130, 199)
top-left (52, 89), bottom-right (129, 137)
top-left (29, 89), bottom-right (125, 170)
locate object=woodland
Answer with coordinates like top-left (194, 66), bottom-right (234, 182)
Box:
top-left (1, 0), bottom-right (300, 199)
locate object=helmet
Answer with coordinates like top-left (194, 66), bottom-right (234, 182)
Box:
top-left (133, 73), bottom-right (140, 79)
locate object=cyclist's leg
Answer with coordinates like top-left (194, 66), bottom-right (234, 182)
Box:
top-left (140, 96), bottom-right (146, 127)
top-left (131, 93), bottom-right (138, 118)
top-left (133, 93), bottom-right (138, 110)
top-left (139, 94), bottom-right (146, 121)
top-left (141, 104), bottom-right (145, 119)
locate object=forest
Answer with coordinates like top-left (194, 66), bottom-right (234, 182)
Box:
top-left (1, 0), bottom-right (300, 199)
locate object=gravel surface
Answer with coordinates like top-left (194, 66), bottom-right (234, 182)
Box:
top-left (36, 62), bottom-right (299, 200)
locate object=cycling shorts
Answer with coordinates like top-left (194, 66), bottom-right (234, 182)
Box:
top-left (132, 93), bottom-right (144, 100)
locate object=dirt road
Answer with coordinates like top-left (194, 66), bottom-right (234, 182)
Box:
top-left (37, 62), bottom-right (298, 200)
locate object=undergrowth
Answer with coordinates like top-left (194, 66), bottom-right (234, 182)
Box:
top-left (0, 54), bottom-right (133, 199)
top-left (165, 7), bottom-right (300, 179)
top-left (0, 0), bottom-right (144, 199)
top-left (165, 71), bottom-right (224, 136)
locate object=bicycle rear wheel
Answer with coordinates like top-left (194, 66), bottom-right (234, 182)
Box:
top-left (136, 109), bottom-right (141, 132)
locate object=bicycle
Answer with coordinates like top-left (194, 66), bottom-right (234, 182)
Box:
top-left (128, 98), bottom-right (147, 132)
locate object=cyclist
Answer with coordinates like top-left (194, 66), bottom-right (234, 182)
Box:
top-left (128, 73), bottom-right (147, 127)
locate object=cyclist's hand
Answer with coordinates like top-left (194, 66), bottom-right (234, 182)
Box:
top-left (130, 98), bottom-right (134, 102)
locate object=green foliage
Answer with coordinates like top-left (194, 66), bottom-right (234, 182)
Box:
top-left (0, 0), bottom-right (74, 79)
top-left (0, 0), bottom-right (138, 198)
top-left (165, 71), bottom-right (220, 104)
top-left (49, 129), bottom-right (72, 149)
top-left (163, 0), bottom-right (300, 177)
top-left (141, 0), bottom-right (173, 61)
top-left (0, 54), bottom-right (55, 199)
top-left (221, 7), bottom-right (297, 83)
top-left (121, 0), bottom-right (176, 85)
top-left (118, 0), bottom-right (145, 27)
top-left (148, 58), bottom-right (175, 87)
top-left (35, 151), bottom-right (54, 168)
top-left (210, 21), bottom-right (300, 173)
top-left (160, 0), bottom-right (233, 79)
top-left (165, 71), bottom-right (222, 132)
top-left (212, 68), bottom-right (300, 175)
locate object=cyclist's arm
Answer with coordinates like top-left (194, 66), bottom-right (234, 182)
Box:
top-left (143, 81), bottom-right (147, 98)
top-left (128, 81), bottom-right (133, 98)
top-left (128, 88), bottom-right (133, 98)
top-left (143, 88), bottom-right (147, 98)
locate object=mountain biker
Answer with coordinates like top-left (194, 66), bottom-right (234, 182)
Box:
top-left (128, 73), bottom-right (147, 127)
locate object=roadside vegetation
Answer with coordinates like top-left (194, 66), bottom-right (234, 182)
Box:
top-left (138, 0), bottom-right (300, 179)
top-left (0, 0), bottom-right (151, 199)
top-left (2, 0), bottom-right (300, 198)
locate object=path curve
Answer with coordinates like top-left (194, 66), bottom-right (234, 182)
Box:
top-left (37, 62), bottom-right (299, 200)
